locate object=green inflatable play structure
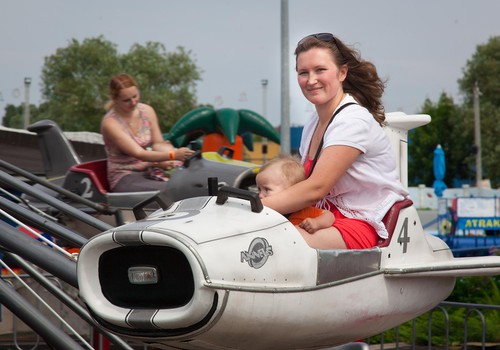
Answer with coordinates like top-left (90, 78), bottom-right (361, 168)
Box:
top-left (164, 107), bottom-right (280, 160)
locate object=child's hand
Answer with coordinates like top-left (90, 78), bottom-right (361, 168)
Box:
top-left (299, 218), bottom-right (319, 233)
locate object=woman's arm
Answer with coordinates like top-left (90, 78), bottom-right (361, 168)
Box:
top-left (146, 104), bottom-right (194, 161)
top-left (261, 145), bottom-right (361, 214)
top-left (101, 109), bottom-right (184, 163)
top-left (143, 104), bottom-right (165, 145)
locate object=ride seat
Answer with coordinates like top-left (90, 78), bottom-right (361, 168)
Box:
top-left (378, 198), bottom-right (414, 247)
top-left (69, 159), bottom-right (110, 194)
top-left (377, 113), bottom-right (428, 248)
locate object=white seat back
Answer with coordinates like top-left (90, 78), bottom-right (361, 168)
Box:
top-left (384, 112), bottom-right (431, 188)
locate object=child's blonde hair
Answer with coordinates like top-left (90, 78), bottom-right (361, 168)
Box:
top-left (259, 154), bottom-right (305, 186)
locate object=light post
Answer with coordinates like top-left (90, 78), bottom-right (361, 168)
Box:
top-left (280, 0), bottom-right (290, 154)
top-left (473, 82), bottom-right (482, 188)
top-left (261, 79), bottom-right (269, 163)
top-left (23, 77), bottom-right (31, 129)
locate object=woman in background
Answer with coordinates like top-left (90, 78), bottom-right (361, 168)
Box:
top-left (101, 73), bottom-right (193, 192)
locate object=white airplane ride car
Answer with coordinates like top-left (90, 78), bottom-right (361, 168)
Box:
top-left (77, 112), bottom-right (500, 350)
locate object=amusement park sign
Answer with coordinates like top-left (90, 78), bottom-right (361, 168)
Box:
top-left (456, 197), bottom-right (500, 230)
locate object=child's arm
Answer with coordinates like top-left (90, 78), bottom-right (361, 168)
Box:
top-left (298, 210), bottom-right (335, 234)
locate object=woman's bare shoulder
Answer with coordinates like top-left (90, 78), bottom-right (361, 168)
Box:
top-left (139, 103), bottom-right (155, 115)
top-left (101, 113), bottom-right (121, 133)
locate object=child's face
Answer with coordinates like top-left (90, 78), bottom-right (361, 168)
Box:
top-left (256, 164), bottom-right (290, 199)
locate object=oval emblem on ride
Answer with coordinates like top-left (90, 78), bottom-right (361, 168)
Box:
top-left (240, 237), bottom-right (273, 269)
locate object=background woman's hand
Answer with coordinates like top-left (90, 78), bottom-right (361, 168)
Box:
top-left (157, 160), bottom-right (182, 170)
top-left (175, 147), bottom-right (195, 161)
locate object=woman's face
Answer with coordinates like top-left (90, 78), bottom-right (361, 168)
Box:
top-left (296, 47), bottom-right (347, 108)
top-left (115, 86), bottom-right (140, 113)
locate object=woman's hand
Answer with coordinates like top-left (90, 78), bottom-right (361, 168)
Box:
top-left (175, 147), bottom-right (195, 161)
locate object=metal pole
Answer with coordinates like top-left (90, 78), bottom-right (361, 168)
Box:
top-left (280, 0), bottom-right (290, 154)
top-left (5, 252), bottom-right (135, 350)
top-left (473, 82), bottom-right (482, 187)
top-left (261, 79), bottom-right (269, 163)
top-left (0, 220), bottom-right (78, 287)
top-left (0, 278), bottom-right (85, 350)
top-left (0, 158), bottom-right (120, 218)
top-left (0, 195), bottom-right (88, 247)
top-left (0, 167), bottom-right (114, 232)
top-left (23, 77), bottom-right (31, 129)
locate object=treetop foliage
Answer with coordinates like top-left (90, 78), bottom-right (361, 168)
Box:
top-left (4, 36), bottom-right (202, 133)
top-left (409, 36), bottom-right (500, 188)
top-left (458, 36), bottom-right (500, 106)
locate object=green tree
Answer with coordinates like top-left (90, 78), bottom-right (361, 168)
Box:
top-left (2, 104), bottom-right (25, 128)
top-left (2, 103), bottom-right (47, 129)
top-left (12, 36), bottom-right (202, 133)
top-left (39, 36), bottom-right (121, 132)
top-left (459, 36), bottom-right (500, 106)
top-left (408, 93), bottom-right (473, 187)
top-left (121, 42), bottom-right (201, 131)
top-left (409, 36), bottom-right (500, 188)
top-left (457, 36), bottom-right (500, 187)
top-left (479, 103), bottom-right (500, 186)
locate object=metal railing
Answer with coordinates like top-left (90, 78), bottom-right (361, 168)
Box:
top-left (371, 301), bottom-right (500, 349)
top-left (0, 170), bottom-right (133, 349)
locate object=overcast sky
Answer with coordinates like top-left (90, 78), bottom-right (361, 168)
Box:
top-left (1, 0), bottom-right (499, 127)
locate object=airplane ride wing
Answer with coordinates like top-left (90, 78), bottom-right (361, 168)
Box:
top-left (384, 255), bottom-right (500, 277)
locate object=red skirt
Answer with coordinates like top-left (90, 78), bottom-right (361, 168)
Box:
top-left (303, 157), bottom-right (379, 249)
top-left (331, 206), bottom-right (378, 249)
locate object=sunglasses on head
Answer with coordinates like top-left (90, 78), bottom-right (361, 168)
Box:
top-left (298, 33), bottom-right (337, 46)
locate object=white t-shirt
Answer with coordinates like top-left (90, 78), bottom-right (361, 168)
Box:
top-left (299, 94), bottom-right (409, 239)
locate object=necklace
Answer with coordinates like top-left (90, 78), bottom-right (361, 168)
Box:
top-left (116, 107), bottom-right (139, 127)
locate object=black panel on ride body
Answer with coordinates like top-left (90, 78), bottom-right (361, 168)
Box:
top-left (99, 245), bottom-right (194, 308)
